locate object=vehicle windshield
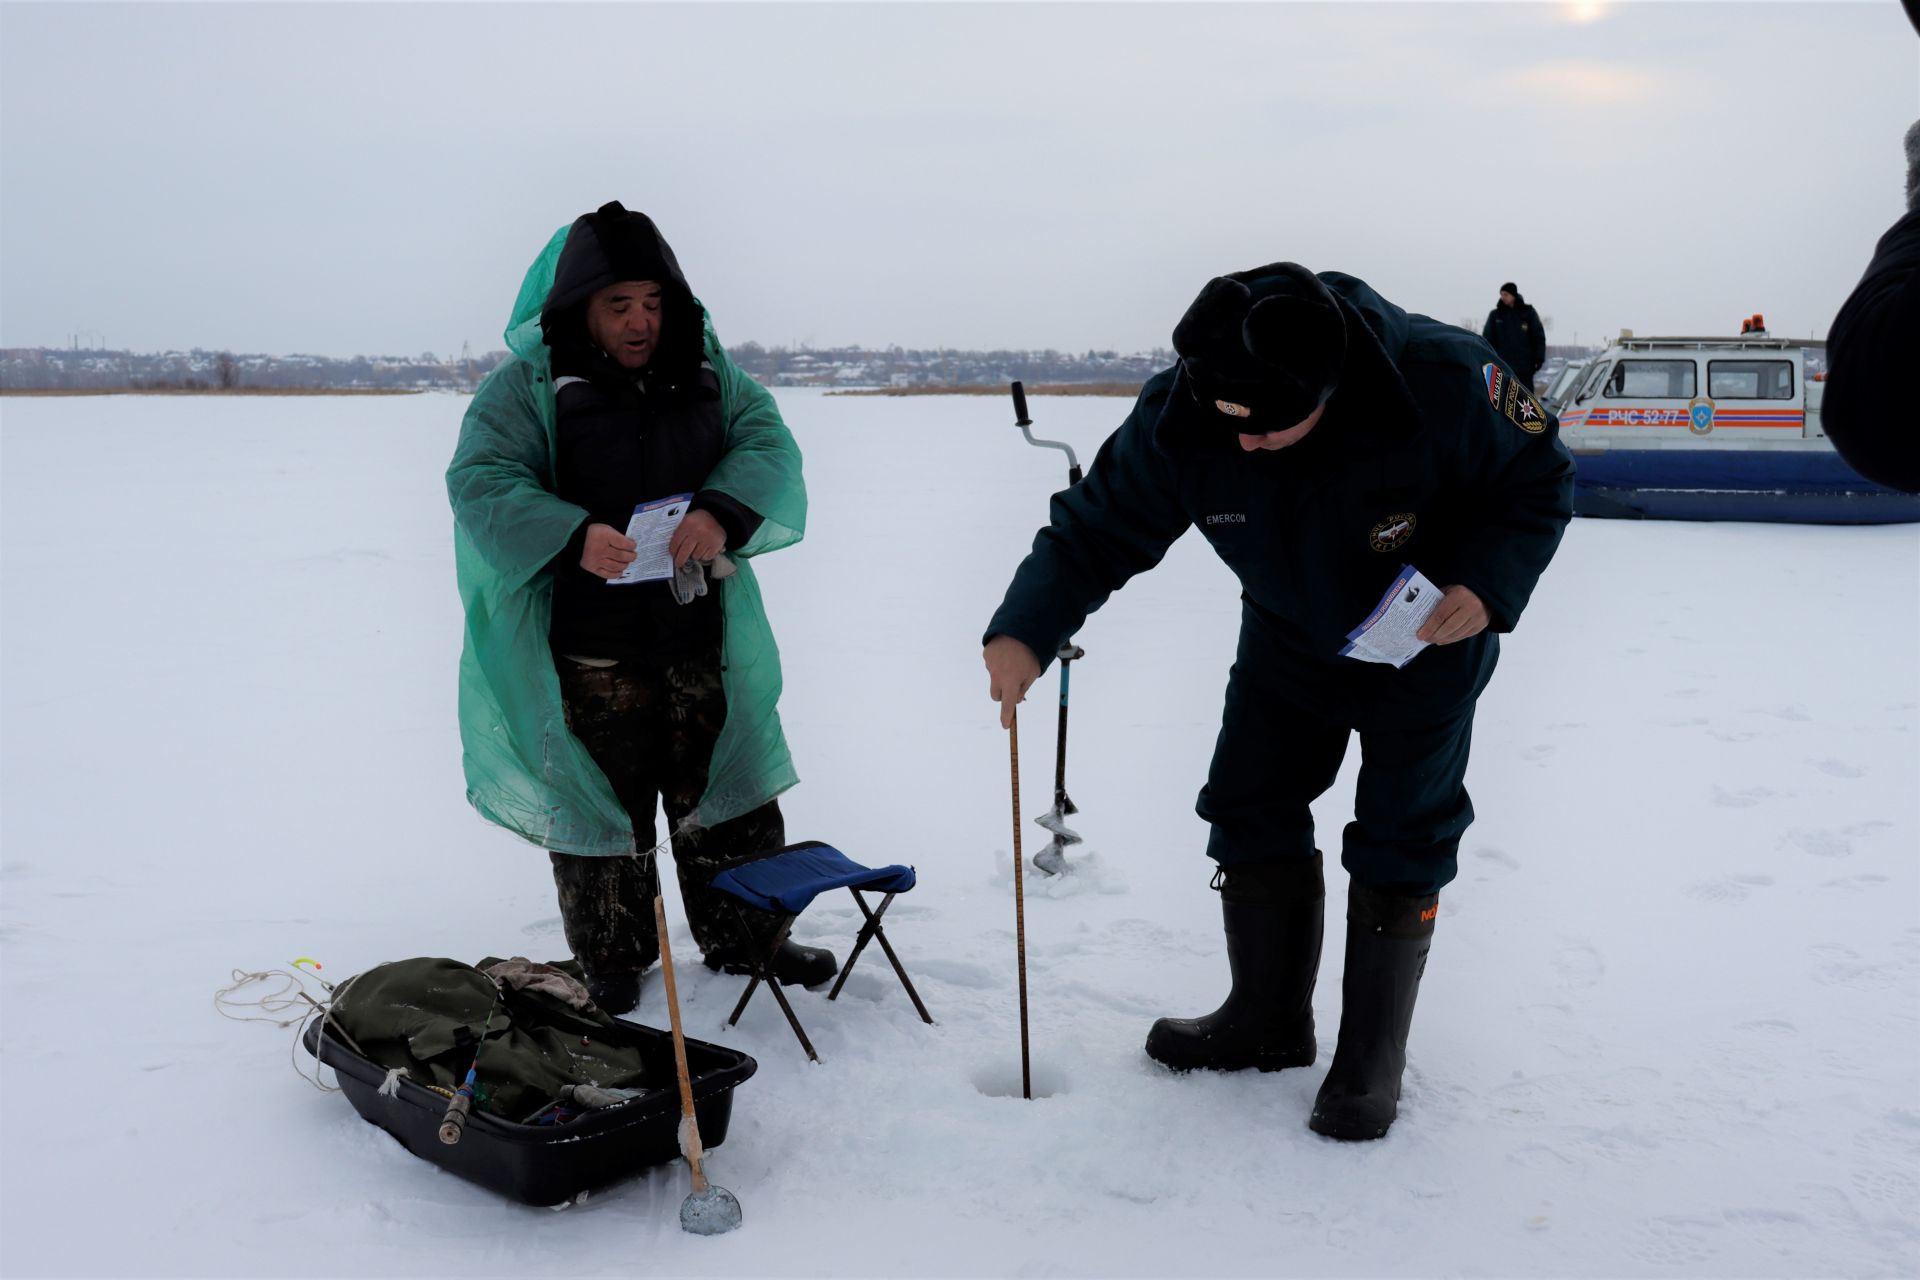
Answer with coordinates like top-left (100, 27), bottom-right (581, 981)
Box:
top-left (1544, 362), bottom-right (1587, 408)
top-left (1574, 361), bottom-right (1613, 403)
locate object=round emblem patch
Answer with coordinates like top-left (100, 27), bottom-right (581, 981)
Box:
top-left (1370, 512), bottom-right (1417, 553)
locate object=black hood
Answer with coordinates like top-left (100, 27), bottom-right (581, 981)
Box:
top-left (540, 201), bottom-right (704, 378)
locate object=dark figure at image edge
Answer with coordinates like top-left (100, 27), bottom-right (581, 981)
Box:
top-left (983, 263), bottom-right (1573, 1139)
top-left (1823, 118), bottom-right (1920, 494)
top-left (447, 202), bottom-right (835, 1015)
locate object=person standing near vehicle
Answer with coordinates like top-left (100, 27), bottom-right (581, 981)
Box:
top-left (1482, 282), bottom-right (1547, 391)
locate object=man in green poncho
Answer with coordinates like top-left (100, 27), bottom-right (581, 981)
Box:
top-left (447, 202), bottom-right (833, 1015)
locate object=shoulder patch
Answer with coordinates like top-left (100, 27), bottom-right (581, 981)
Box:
top-left (1482, 362), bottom-right (1547, 434)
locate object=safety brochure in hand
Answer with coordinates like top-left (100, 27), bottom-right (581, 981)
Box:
top-left (1340, 565), bottom-right (1442, 668)
top-left (607, 493), bottom-right (693, 587)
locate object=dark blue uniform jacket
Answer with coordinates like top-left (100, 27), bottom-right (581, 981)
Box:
top-left (1825, 204), bottom-right (1920, 493)
top-left (986, 273), bottom-right (1575, 719)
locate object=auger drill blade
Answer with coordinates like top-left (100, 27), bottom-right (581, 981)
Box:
top-left (1033, 804), bottom-right (1083, 876)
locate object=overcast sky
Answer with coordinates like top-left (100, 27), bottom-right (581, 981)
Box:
top-left (2, 1), bottom-right (1915, 357)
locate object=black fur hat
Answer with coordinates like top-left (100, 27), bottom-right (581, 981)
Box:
top-left (1170, 262), bottom-right (1346, 433)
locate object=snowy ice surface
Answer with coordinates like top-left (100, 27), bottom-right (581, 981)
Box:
top-left (2, 389), bottom-right (1916, 1277)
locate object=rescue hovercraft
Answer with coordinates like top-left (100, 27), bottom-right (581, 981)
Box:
top-left (1553, 316), bottom-right (1919, 523)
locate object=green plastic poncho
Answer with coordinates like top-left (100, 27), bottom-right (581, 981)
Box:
top-left (447, 225), bottom-right (806, 856)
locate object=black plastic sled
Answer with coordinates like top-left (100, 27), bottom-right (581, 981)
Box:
top-left (303, 1018), bottom-right (757, 1206)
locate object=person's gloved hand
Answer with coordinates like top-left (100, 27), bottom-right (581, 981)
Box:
top-left (670, 552), bottom-right (737, 605)
top-left (671, 557), bottom-right (708, 605)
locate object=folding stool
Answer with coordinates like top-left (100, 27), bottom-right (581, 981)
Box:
top-left (707, 841), bottom-right (932, 1062)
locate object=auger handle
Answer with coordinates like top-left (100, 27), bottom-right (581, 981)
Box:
top-left (1009, 381), bottom-right (1081, 481)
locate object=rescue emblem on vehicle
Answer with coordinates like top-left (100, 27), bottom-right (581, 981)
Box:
top-left (1688, 395), bottom-right (1716, 435)
top-left (1214, 399), bottom-right (1251, 418)
top-left (1370, 512), bottom-right (1417, 552)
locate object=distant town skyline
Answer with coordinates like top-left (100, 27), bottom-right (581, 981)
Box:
top-left (3, 2), bottom-right (1913, 359)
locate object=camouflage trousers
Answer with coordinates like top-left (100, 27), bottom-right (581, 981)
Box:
top-left (549, 647), bottom-right (786, 979)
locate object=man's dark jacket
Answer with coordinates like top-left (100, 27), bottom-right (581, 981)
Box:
top-left (539, 210), bottom-right (763, 660)
top-left (1824, 204), bottom-right (1920, 493)
top-left (1482, 298), bottom-right (1547, 386)
top-left (986, 272), bottom-right (1574, 716)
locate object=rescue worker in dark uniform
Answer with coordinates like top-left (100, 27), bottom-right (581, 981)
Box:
top-left (1482, 282), bottom-right (1547, 391)
top-left (982, 264), bottom-right (1573, 1140)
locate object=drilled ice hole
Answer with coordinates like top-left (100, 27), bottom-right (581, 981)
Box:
top-left (971, 1060), bottom-right (1070, 1099)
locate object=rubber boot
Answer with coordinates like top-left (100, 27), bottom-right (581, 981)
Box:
top-left (1309, 882), bottom-right (1438, 1141)
top-left (586, 970), bottom-right (641, 1017)
top-left (704, 938), bottom-right (840, 988)
top-left (1145, 854), bottom-right (1324, 1072)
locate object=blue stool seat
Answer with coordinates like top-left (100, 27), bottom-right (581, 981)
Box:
top-left (705, 840), bottom-right (931, 1061)
top-left (710, 842), bottom-right (916, 915)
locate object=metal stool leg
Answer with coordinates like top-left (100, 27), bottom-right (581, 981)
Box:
top-left (723, 906), bottom-right (819, 1063)
top-left (724, 906), bottom-right (788, 1027)
top-left (827, 889), bottom-right (894, 1001)
top-left (870, 920), bottom-right (935, 1026)
top-left (725, 970), bottom-right (762, 1028)
top-left (828, 889), bottom-right (933, 1024)
top-left (762, 969), bottom-right (820, 1064)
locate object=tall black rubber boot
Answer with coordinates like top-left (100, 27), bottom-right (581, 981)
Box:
top-left (1145, 854), bottom-right (1324, 1072)
top-left (703, 936), bottom-right (840, 988)
top-left (1309, 882), bottom-right (1438, 1141)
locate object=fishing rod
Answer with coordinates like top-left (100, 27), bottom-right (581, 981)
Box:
top-left (438, 984), bottom-right (504, 1145)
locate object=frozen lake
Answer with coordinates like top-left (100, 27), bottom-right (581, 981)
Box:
top-left (2, 388), bottom-right (1916, 1277)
